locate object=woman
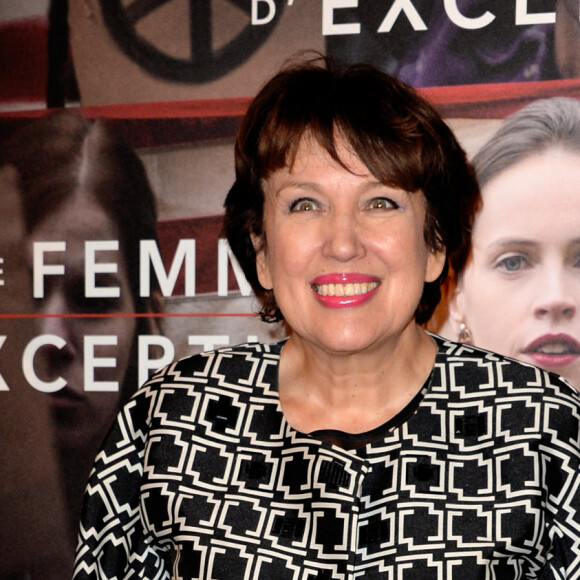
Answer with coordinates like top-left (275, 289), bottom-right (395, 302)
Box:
top-left (74, 58), bottom-right (580, 578)
top-left (1, 111), bottom-right (162, 547)
top-left (443, 97), bottom-right (580, 390)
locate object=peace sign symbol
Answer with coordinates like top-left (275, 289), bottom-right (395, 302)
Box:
top-left (99, 0), bottom-right (286, 83)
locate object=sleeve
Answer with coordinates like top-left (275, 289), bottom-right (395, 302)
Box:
top-left (72, 385), bottom-right (170, 580)
top-left (540, 385), bottom-right (580, 579)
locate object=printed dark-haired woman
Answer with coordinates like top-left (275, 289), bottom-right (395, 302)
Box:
top-left (2, 111), bottom-right (162, 549)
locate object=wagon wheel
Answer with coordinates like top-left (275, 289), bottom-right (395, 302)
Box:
top-left (99, 0), bottom-right (285, 82)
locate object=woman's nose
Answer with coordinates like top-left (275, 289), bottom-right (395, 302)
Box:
top-left (37, 295), bottom-right (77, 354)
top-left (321, 212), bottom-right (365, 262)
top-left (533, 270), bottom-right (577, 321)
top-left (36, 313), bottom-right (76, 382)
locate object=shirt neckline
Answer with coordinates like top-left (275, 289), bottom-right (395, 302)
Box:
top-left (308, 371), bottom-right (433, 450)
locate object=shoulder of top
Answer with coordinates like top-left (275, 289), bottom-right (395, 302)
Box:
top-left (128, 341), bottom-right (284, 402)
top-left (431, 332), bottom-right (580, 401)
top-left (178, 340), bottom-right (285, 363)
top-left (146, 340), bottom-right (285, 379)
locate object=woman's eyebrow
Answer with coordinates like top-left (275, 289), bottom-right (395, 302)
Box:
top-left (486, 238), bottom-right (537, 249)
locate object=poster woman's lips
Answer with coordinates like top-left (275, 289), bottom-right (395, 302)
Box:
top-left (522, 334), bottom-right (580, 368)
top-left (50, 385), bottom-right (83, 410)
top-left (310, 273), bottom-right (381, 308)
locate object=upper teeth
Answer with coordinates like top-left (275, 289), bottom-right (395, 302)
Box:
top-left (314, 282), bottom-right (379, 297)
top-left (536, 342), bottom-right (573, 355)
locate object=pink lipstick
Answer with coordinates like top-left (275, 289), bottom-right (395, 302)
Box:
top-left (310, 273), bottom-right (381, 309)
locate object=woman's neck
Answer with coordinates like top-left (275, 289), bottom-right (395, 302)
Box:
top-left (278, 326), bottom-right (437, 434)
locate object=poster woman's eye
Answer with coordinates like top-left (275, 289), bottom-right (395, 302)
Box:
top-left (496, 254), bottom-right (530, 273)
top-left (70, 278), bottom-right (124, 314)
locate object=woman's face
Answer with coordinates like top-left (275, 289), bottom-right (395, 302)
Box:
top-left (28, 194), bottom-right (137, 450)
top-left (451, 149), bottom-right (580, 389)
top-left (254, 137), bottom-right (445, 356)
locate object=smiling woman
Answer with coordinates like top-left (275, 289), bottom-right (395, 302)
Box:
top-left (443, 97), bottom-right (580, 390)
top-left (250, 137), bottom-right (446, 403)
top-left (74, 56), bottom-right (580, 579)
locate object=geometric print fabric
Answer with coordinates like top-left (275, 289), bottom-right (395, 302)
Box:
top-left (73, 335), bottom-right (580, 579)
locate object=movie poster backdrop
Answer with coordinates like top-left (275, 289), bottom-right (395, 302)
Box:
top-left (1, 1), bottom-right (580, 577)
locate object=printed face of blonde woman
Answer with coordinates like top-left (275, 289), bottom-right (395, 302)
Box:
top-left (451, 149), bottom-right (580, 389)
top-left (254, 137), bottom-right (445, 356)
top-left (28, 194), bottom-right (137, 450)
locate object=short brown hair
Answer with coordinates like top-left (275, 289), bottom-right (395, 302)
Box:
top-left (224, 55), bottom-right (478, 324)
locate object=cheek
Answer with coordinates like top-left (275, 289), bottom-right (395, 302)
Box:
top-left (90, 317), bottom-right (137, 379)
top-left (462, 271), bottom-right (497, 316)
top-left (267, 229), bottom-right (314, 280)
top-left (113, 317), bottom-right (137, 360)
top-left (461, 271), bottom-right (521, 342)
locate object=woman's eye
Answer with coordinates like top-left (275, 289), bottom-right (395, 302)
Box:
top-left (496, 255), bottom-right (530, 272)
top-left (83, 296), bottom-right (123, 314)
top-left (69, 292), bottom-right (120, 314)
top-left (368, 197), bottom-right (396, 210)
top-left (290, 198), bottom-right (318, 212)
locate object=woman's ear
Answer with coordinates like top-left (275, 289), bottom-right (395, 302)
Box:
top-left (250, 233), bottom-right (273, 290)
top-left (425, 248), bottom-right (447, 283)
top-left (447, 277), bottom-right (469, 340)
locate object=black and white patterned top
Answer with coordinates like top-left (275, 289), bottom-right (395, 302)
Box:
top-left (73, 335), bottom-right (580, 579)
